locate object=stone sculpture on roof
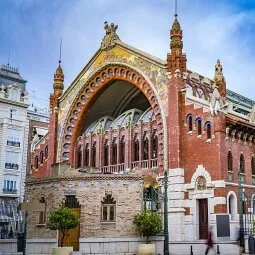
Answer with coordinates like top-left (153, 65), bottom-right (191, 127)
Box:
top-left (214, 59), bottom-right (225, 83)
top-left (101, 22), bottom-right (120, 51)
top-left (210, 85), bottom-right (223, 115)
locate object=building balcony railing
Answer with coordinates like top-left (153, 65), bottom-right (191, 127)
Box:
top-left (82, 158), bottom-right (158, 174)
top-left (7, 141), bottom-right (20, 147)
top-left (3, 189), bottom-right (17, 194)
top-left (5, 163), bottom-right (19, 170)
top-left (132, 159), bottom-right (158, 170)
top-left (101, 159), bottom-right (158, 174)
top-left (102, 163), bottom-right (125, 174)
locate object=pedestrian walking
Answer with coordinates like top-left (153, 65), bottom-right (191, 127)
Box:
top-left (205, 227), bottom-right (216, 255)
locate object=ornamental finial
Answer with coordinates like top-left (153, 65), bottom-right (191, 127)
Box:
top-left (101, 21), bottom-right (120, 51)
top-left (53, 38), bottom-right (64, 91)
top-left (214, 59), bottom-right (225, 83)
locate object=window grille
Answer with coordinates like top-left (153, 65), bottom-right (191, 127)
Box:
top-left (101, 195), bottom-right (116, 222)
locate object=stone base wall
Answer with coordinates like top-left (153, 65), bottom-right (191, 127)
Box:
top-left (22, 237), bottom-right (240, 255)
top-left (26, 238), bottom-right (57, 255)
top-left (0, 239), bottom-right (19, 254)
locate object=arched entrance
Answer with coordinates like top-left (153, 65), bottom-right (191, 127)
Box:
top-left (60, 63), bottom-right (165, 172)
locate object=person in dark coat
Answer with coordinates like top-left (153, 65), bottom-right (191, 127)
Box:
top-left (205, 227), bottom-right (216, 255)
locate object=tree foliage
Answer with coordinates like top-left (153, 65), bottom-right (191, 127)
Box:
top-left (133, 210), bottom-right (162, 243)
top-left (48, 206), bottom-right (80, 247)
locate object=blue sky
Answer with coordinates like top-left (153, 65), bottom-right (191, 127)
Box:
top-left (1, 0), bottom-right (255, 110)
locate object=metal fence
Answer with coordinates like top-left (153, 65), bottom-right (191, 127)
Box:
top-left (0, 199), bottom-right (24, 239)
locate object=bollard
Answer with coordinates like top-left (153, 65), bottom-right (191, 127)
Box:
top-left (217, 244), bottom-right (220, 254)
top-left (190, 245), bottom-right (193, 255)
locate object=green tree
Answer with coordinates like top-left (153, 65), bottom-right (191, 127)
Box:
top-left (133, 210), bottom-right (162, 243)
top-left (48, 206), bottom-right (80, 247)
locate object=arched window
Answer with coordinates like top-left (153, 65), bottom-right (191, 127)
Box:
top-left (101, 194), bottom-right (116, 222)
top-left (143, 135), bottom-right (149, 160)
top-left (91, 142), bottom-right (96, 167)
top-left (39, 151), bottom-right (43, 164)
top-left (152, 133), bottom-right (158, 159)
top-left (196, 118), bottom-right (202, 136)
top-left (228, 151), bottom-right (233, 172)
top-left (228, 193), bottom-right (237, 220)
top-left (252, 156), bottom-right (255, 176)
top-left (205, 122), bottom-right (212, 140)
top-left (84, 143), bottom-right (89, 166)
top-left (77, 145), bottom-right (82, 168)
top-left (45, 146), bottom-right (48, 159)
top-left (34, 156), bottom-right (39, 169)
top-left (187, 114), bottom-right (193, 132)
top-left (104, 140), bottom-right (109, 166)
top-left (240, 154), bottom-right (245, 174)
top-left (120, 136), bottom-right (125, 164)
top-left (112, 138), bottom-right (117, 165)
top-left (134, 136), bottom-right (139, 162)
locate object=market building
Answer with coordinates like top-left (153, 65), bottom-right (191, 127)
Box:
top-left (25, 14), bottom-right (255, 255)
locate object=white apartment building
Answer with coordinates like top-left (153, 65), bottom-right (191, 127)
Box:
top-left (0, 64), bottom-right (29, 236)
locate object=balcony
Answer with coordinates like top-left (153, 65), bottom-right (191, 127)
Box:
top-left (5, 163), bottom-right (19, 170)
top-left (132, 158), bottom-right (158, 170)
top-left (101, 159), bottom-right (158, 174)
top-left (3, 189), bottom-right (17, 194)
top-left (102, 163), bottom-right (125, 174)
top-left (7, 141), bottom-right (20, 147)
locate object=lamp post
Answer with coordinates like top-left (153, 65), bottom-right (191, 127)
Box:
top-left (238, 170), bottom-right (244, 249)
top-left (163, 169), bottom-right (169, 255)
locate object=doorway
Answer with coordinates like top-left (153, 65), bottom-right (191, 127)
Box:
top-left (58, 195), bottom-right (81, 251)
top-left (198, 199), bottom-right (208, 239)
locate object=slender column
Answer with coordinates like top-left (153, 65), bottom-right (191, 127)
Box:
top-left (81, 135), bottom-right (85, 167)
top-left (164, 169), bottom-right (169, 255)
top-left (139, 121), bottom-right (143, 167)
top-left (127, 128), bottom-right (132, 169)
top-left (148, 120), bottom-right (152, 167)
top-left (117, 128), bottom-right (121, 166)
top-left (108, 128), bottom-right (112, 166)
top-left (238, 170), bottom-right (244, 249)
top-left (89, 133), bottom-right (92, 166)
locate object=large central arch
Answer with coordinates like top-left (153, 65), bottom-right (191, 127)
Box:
top-left (60, 63), bottom-right (167, 171)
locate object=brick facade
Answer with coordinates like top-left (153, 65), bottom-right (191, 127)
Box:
top-left (27, 16), bottom-right (255, 247)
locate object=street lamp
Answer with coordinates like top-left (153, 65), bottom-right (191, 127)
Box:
top-left (238, 170), bottom-right (244, 249)
top-left (163, 169), bottom-right (169, 255)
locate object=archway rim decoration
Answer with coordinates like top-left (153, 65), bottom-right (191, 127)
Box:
top-left (59, 62), bottom-right (166, 169)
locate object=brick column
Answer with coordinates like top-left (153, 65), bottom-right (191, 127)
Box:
top-left (168, 71), bottom-right (185, 169)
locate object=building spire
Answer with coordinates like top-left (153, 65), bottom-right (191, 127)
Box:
top-left (175, 0), bottom-right (178, 18)
top-left (53, 39), bottom-right (64, 91)
top-left (167, 0), bottom-right (186, 74)
top-left (59, 38), bottom-right (62, 64)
